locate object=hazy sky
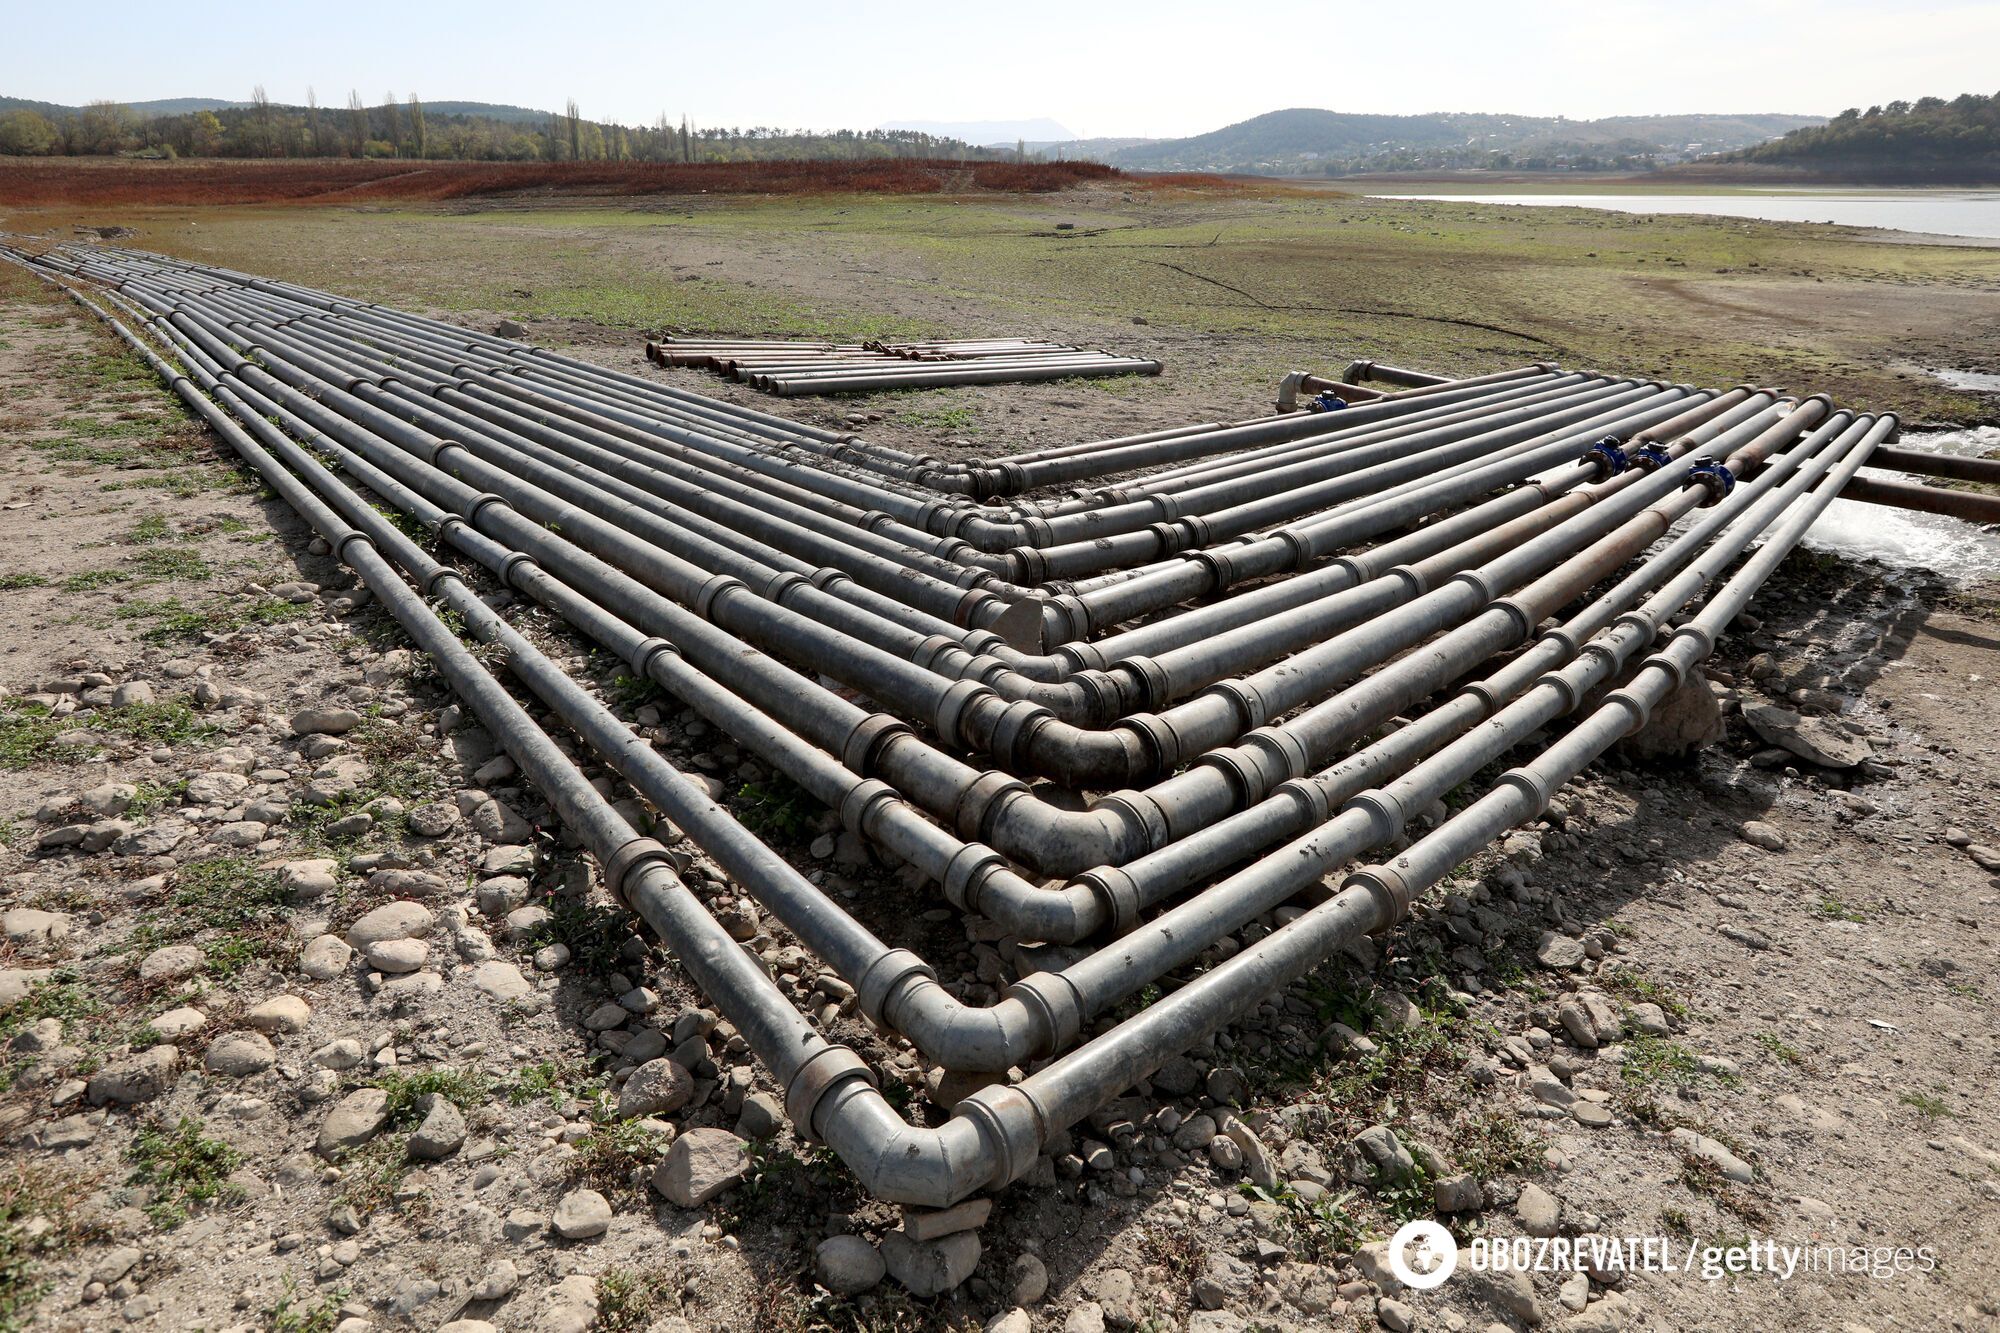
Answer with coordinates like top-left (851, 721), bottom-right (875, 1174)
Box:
top-left (5, 0), bottom-right (1995, 138)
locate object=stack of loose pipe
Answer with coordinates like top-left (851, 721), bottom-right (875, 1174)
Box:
top-left (1, 238), bottom-right (1896, 1209)
top-left (647, 334), bottom-right (1162, 395)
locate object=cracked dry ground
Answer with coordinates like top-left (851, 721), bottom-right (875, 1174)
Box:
top-left (1, 261), bottom-right (1997, 1333)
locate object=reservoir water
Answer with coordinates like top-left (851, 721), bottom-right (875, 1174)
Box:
top-left (1368, 191), bottom-right (2000, 240)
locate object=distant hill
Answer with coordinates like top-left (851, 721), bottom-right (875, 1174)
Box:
top-left (1087, 107), bottom-right (1823, 175)
top-left (2, 95), bottom-right (249, 120)
top-left (881, 118), bottom-right (1075, 146)
top-left (1714, 91), bottom-right (2000, 183)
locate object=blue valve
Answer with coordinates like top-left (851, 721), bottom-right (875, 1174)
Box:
top-left (1683, 457), bottom-right (1735, 505)
top-left (1630, 443), bottom-right (1673, 472)
top-left (1307, 390), bottom-right (1348, 413)
top-left (1582, 435), bottom-right (1628, 477)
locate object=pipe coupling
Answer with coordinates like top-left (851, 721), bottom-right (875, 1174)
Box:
top-left (855, 948), bottom-right (935, 1028)
top-left (953, 1084), bottom-right (1049, 1191)
top-left (986, 700), bottom-right (1054, 772)
top-left (496, 550), bottom-right (541, 592)
top-left (631, 636), bottom-right (681, 680)
top-left (1005, 971), bottom-right (1086, 1055)
top-left (932, 679), bottom-right (995, 752)
top-left (1274, 777), bottom-right (1331, 825)
top-left (838, 780), bottom-right (899, 838)
top-left (842, 714), bottom-right (912, 776)
top-left (954, 770), bottom-right (1030, 843)
top-left (1495, 768), bottom-right (1555, 816)
top-left (941, 844), bottom-right (1008, 915)
top-left (601, 836), bottom-right (681, 912)
top-left (1093, 788), bottom-right (1171, 857)
top-left (1343, 863), bottom-right (1416, 931)
top-left (1077, 865), bottom-right (1143, 937)
top-left (784, 1046), bottom-right (878, 1143)
top-left (1347, 789), bottom-right (1408, 845)
top-left (692, 573), bottom-right (745, 619)
top-left (462, 491), bottom-right (510, 526)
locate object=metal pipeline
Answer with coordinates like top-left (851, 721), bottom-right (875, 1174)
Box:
top-left (7, 240), bottom-right (1905, 1211)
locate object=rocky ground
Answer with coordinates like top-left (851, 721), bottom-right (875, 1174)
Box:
top-left (2, 259), bottom-right (1998, 1333)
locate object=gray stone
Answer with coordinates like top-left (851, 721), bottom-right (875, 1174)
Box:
top-left (1670, 1127), bottom-right (1754, 1183)
top-left (204, 1030), bottom-right (277, 1076)
top-left (408, 1095), bottom-right (466, 1160)
top-left (735, 1091), bottom-right (784, 1140)
top-left (2, 909), bottom-right (69, 949)
top-left (814, 1235), bottom-right (886, 1295)
top-left (651, 1128), bottom-right (749, 1207)
top-left (1008, 1252), bottom-right (1049, 1305)
top-left (1517, 1182), bottom-right (1561, 1237)
top-left (137, 944), bottom-right (204, 984)
top-left (1435, 1172), bottom-right (1484, 1212)
top-left (1743, 701), bottom-right (1871, 769)
top-left (1535, 931), bottom-right (1586, 970)
top-left (299, 935), bottom-right (352, 980)
top-left (1224, 1117), bottom-right (1278, 1190)
top-left (1619, 674), bottom-right (1721, 759)
top-left (618, 1057), bottom-right (693, 1119)
top-left (244, 995), bottom-right (311, 1034)
top-left (87, 1045), bottom-right (180, 1106)
top-left (362, 938), bottom-right (428, 974)
top-left (318, 1087), bottom-right (391, 1158)
top-left (902, 1197), bottom-right (991, 1242)
top-left (1740, 820), bottom-right (1787, 852)
top-left (291, 707), bottom-right (362, 736)
top-left (466, 960), bottom-right (531, 1003)
top-left (880, 1228), bottom-right (980, 1297)
top-left (345, 901), bottom-right (433, 950)
top-left (551, 1187), bottom-right (613, 1239)
top-left (1352, 1124), bottom-right (1417, 1183)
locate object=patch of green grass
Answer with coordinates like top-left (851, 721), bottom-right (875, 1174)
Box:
top-left (1451, 1108), bottom-right (1544, 1178)
top-left (1754, 1031), bottom-right (1805, 1067)
top-left (568, 1120), bottom-right (674, 1198)
top-left (0, 703), bottom-right (90, 770)
top-left (1600, 967), bottom-right (1693, 1021)
top-left (887, 394), bottom-right (978, 431)
top-left (734, 777), bottom-right (821, 842)
top-left (1816, 895), bottom-right (1868, 923)
top-left (129, 513), bottom-right (173, 543)
top-left (100, 699), bottom-right (217, 747)
top-left (1898, 1090), bottom-right (1953, 1120)
top-left (128, 547), bottom-right (212, 581)
top-left (508, 1059), bottom-right (600, 1108)
top-left (126, 1117), bottom-right (244, 1228)
top-left (373, 1067), bottom-right (493, 1125)
top-left (331, 1133), bottom-right (416, 1217)
top-left (115, 594), bottom-right (311, 643)
top-left (0, 1163), bottom-right (106, 1331)
top-left (170, 857), bottom-right (285, 931)
top-left (268, 1275), bottom-right (345, 1333)
top-left (596, 1267), bottom-right (674, 1333)
top-left (124, 779), bottom-right (186, 817)
top-left (0, 574), bottom-right (47, 592)
top-left (1, 971), bottom-right (105, 1090)
top-left (527, 901), bottom-right (635, 979)
top-left (59, 568), bottom-right (128, 592)
top-left (1619, 1036), bottom-right (1704, 1088)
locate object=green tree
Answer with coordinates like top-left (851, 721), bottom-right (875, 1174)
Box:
top-left (0, 109), bottom-right (58, 155)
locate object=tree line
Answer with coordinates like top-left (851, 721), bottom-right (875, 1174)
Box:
top-left (1727, 91), bottom-right (2000, 175)
top-left (0, 92), bottom-right (1015, 164)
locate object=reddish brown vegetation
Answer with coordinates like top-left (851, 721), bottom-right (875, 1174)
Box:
top-left (0, 157), bottom-right (1159, 207)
